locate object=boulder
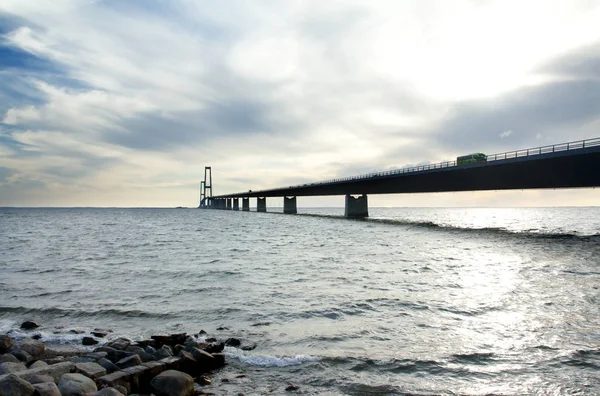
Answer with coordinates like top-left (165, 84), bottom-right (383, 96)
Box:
top-left (144, 345), bottom-right (156, 355)
top-left (107, 349), bottom-right (134, 364)
top-left (0, 336), bottom-right (13, 353)
top-left (0, 362), bottom-right (27, 375)
top-left (0, 354), bottom-right (19, 364)
top-left (173, 344), bottom-right (184, 356)
top-left (125, 346), bottom-right (145, 355)
top-left (210, 353), bottom-right (226, 369)
top-left (82, 352), bottom-right (107, 360)
top-left (20, 321), bottom-right (40, 330)
top-left (13, 350), bottom-right (32, 363)
top-left (224, 337), bottom-right (241, 347)
top-left (32, 382), bottom-right (61, 396)
top-left (177, 350), bottom-right (198, 375)
top-left (121, 365), bottom-right (148, 393)
top-left (150, 370), bottom-right (194, 396)
top-left (116, 354), bottom-right (142, 369)
top-left (71, 357), bottom-right (94, 364)
top-left (0, 373), bottom-right (35, 396)
top-left (138, 351), bottom-right (155, 362)
top-left (82, 337), bottom-right (98, 346)
top-left (105, 338), bottom-right (131, 351)
top-left (18, 339), bottom-right (46, 357)
top-left (198, 341), bottom-right (225, 354)
top-left (92, 388), bottom-right (125, 396)
top-left (241, 342), bottom-right (257, 351)
top-left (97, 371), bottom-right (131, 394)
top-left (74, 362), bottom-right (107, 380)
top-left (155, 345), bottom-right (173, 360)
top-left (190, 348), bottom-right (214, 366)
top-left (57, 373), bottom-right (97, 395)
top-left (97, 358), bottom-right (119, 374)
top-left (29, 360), bottom-right (48, 369)
top-left (90, 331), bottom-right (108, 338)
top-left (22, 374), bottom-right (54, 385)
top-left (9, 361), bottom-right (75, 383)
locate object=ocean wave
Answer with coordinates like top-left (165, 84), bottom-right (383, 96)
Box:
top-left (0, 305), bottom-right (176, 319)
top-left (225, 347), bottom-right (321, 367)
top-left (367, 217), bottom-right (600, 241)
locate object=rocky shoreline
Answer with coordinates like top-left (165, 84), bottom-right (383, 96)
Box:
top-left (0, 320), bottom-right (258, 396)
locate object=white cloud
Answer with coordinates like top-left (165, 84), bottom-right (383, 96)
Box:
top-left (1, 0), bottom-right (600, 206)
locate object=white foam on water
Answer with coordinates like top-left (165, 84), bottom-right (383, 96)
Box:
top-left (225, 347), bottom-right (321, 367)
top-left (0, 319), bottom-right (16, 334)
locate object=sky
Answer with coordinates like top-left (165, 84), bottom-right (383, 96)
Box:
top-left (1, 0), bottom-right (600, 208)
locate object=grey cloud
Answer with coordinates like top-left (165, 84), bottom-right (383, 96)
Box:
top-left (0, 166), bottom-right (15, 182)
top-left (432, 43), bottom-right (600, 155)
top-left (106, 98), bottom-right (275, 151)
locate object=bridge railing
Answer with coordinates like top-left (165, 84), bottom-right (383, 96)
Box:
top-left (285, 136), bottom-right (600, 189)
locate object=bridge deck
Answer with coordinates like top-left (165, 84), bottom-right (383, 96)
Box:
top-left (214, 138), bottom-right (600, 199)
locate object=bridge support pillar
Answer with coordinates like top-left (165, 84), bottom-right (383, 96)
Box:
top-left (283, 196), bottom-right (297, 214)
top-left (257, 197), bottom-right (267, 212)
top-left (242, 197), bottom-right (250, 211)
top-left (345, 194), bottom-right (368, 218)
top-left (219, 199), bottom-right (225, 209)
top-left (226, 198), bottom-right (232, 210)
top-left (233, 198), bottom-right (239, 211)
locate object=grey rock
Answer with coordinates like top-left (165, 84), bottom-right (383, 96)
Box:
top-left (106, 349), bottom-right (134, 364)
top-left (90, 331), bottom-right (108, 338)
top-left (116, 354), bottom-right (142, 369)
top-left (92, 388), bottom-right (125, 396)
top-left (138, 351), bottom-right (155, 362)
top-left (96, 357), bottom-right (119, 374)
top-left (0, 354), bottom-right (19, 364)
top-left (83, 352), bottom-right (107, 360)
top-left (13, 350), bottom-right (32, 363)
top-left (105, 338), bottom-right (130, 351)
top-left (29, 360), bottom-right (48, 369)
top-left (125, 346), bottom-right (145, 354)
top-left (144, 345), bottom-right (156, 355)
top-left (32, 382), bottom-right (61, 396)
top-left (74, 361), bottom-right (106, 380)
top-left (18, 339), bottom-right (46, 357)
top-left (224, 337), bottom-right (241, 347)
top-left (0, 336), bottom-right (13, 354)
top-left (22, 374), bottom-right (54, 384)
top-left (58, 373), bottom-right (97, 395)
top-left (82, 337), bottom-right (98, 346)
top-left (0, 373), bottom-right (35, 396)
top-left (0, 362), bottom-right (27, 375)
top-left (20, 321), bottom-right (40, 330)
top-left (0, 361), bottom-right (75, 384)
top-left (150, 369), bottom-right (194, 396)
top-left (154, 345), bottom-right (173, 360)
top-left (71, 356), bottom-right (94, 364)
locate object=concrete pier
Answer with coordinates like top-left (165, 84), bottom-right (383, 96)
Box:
top-left (226, 198), bottom-right (232, 210)
top-left (345, 194), bottom-right (368, 218)
top-left (233, 198), bottom-right (239, 211)
top-left (242, 197), bottom-right (250, 211)
top-left (283, 196), bottom-right (297, 214)
top-left (257, 197), bottom-right (267, 212)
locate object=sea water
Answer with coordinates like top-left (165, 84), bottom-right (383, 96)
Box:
top-left (1, 207), bottom-right (599, 395)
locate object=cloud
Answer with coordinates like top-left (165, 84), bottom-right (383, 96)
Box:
top-left (1, 1), bottom-right (600, 206)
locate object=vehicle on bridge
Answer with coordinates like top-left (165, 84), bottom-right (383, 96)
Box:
top-left (457, 152), bottom-right (487, 165)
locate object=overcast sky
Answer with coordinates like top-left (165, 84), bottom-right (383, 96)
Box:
top-left (1, 0), bottom-right (600, 207)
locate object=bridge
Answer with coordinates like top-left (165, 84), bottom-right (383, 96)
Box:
top-left (199, 137), bottom-right (600, 217)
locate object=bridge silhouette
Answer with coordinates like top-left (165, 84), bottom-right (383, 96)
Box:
top-left (200, 137), bottom-right (600, 217)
